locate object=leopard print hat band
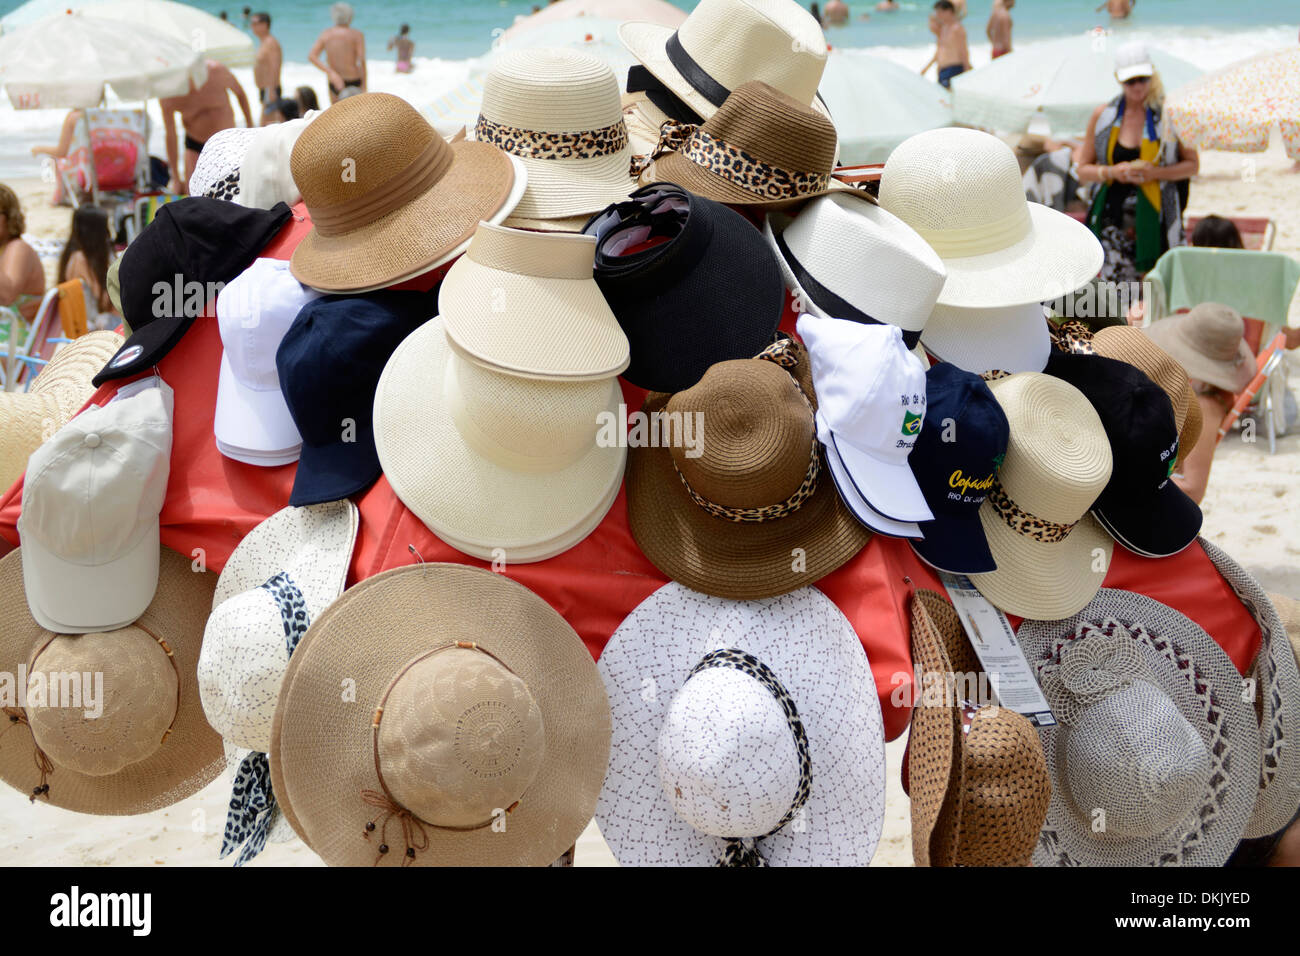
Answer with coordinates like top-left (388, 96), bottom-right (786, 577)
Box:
top-left (986, 479), bottom-right (1079, 544)
top-left (474, 115), bottom-right (629, 164)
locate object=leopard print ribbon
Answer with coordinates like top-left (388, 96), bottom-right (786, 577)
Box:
top-left (689, 648), bottom-right (812, 867)
top-left (986, 479), bottom-right (1079, 544)
top-left (474, 115), bottom-right (628, 163)
top-left (1049, 320), bottom-right (1096, 355)
top-left (629, 119), bottom-right (697, 177)
top-left (979, 369), bottom-right (1013, 382)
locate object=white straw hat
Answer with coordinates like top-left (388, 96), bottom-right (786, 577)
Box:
top-left (923, 301), bottom-right (1052, 375)
top-left (1019, 589), bottom-right (1261, 866)
top-left (189, 127), bottom-right (257, 201)
top-left (373, 317), bottom-right (625, 563)
top-left (880, 128), bottom-right (1103, 309)
top-left (596, 583), bottom-right (885, 866)
top-left (475, 49), bottom-right (637, 221)
top-left (968, 373), bottom-right (1113, 620)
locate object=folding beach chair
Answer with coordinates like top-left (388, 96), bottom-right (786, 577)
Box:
top-left (1217, 332), bottom-right (1288, 453)
top-left (2, 286), bottom-right (76, 394)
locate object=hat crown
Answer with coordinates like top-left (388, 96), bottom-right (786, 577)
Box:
top-left (218, 259), bottom-right (320, 390)
top-left (465, 220), bottom-right (597, 280)
top-left (1181, 303), bottom-right (1247, 362)
top-left (27, 629), bottom-right (177, 776)
top-left (911, 364), bottom-right (1008, 517)
top-left (198, 586), bottom-right (289, 753)
top-left (701, 80), bottom-right (836, 176)
top-left (480, 49), bottom-right (624, 134)
top-left (378, 648), bottom-right (546, 829)
top-left (1092, 326), bottom-right (1191, 428)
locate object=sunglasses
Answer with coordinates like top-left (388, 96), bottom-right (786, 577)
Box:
top-left (1122, 75), bottom-right (1151, 86)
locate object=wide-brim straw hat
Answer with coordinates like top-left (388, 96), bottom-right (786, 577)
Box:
top-left (1019, 589), bottom-right (1260, 866)
top-left (289, 92), bottom-right (528, 294)
top-left (595, 582), bottom-right (885, 866)
top-left (373, 317), bottom-right (625, 563)
top-left (0, 331), bottom-right (123, 491)
top-left (880, 128), bottom-right (1103, 309)
top-left (0, 546), bottom-right (223, 815)
top-left (1143, 303), bottom-right (1256, 394)
top-left (270, 563), bottom-right (610, 866)
top-left (908, 590), bottom-right (1051, 866)
top-left (922, 302), bottom-right (1051, 375)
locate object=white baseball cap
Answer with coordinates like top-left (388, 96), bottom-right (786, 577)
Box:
top-left (215, 258), bottom-right (322, 466)
top-left (797, 315), bottom-right (933, 530)
top-left (18, 376), bottom-right (173, 634)
top-left (1114, 42), bottom-right (1155, 83)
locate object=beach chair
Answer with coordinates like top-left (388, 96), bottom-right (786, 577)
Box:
top-left (1185, 215), bottom-right (1275, 252)
top-left (56, 108), bottom-right (152, 208)
top-left (1217, 332), bottom-right (1288, 454)
top-left (2, 286), bottom-right (76, 394)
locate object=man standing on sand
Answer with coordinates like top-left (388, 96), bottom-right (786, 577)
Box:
top-left (251, 12), bottom-right (283, 113)
top-left (309, 2), bottom-right (367, 103)
top-left (921, 1), bottom-right (970, 89)
top-left (160, 59), bottom-right (254, 194)
top-left (987, 0), bottom-right (1013, 58)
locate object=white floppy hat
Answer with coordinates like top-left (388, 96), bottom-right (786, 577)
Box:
top-left (923, 301), bottom-right (1052, 375)
top-left (215, 258), bottom-right (322, 466)
top-left (1019, 590), bottom-right (1260, 866)
top-left (880, 128), bottom-right (1103, 309)
top-left (373, 317), bottom-right (625, 563)
top-left (1114, 41), bottom-right (1155, 83)
top-left (474, 49), bottom-right (637, 221)
top-left (17, 376), bottom-right (172, 634)
top-left (596, 582), bottom-right (885, 866)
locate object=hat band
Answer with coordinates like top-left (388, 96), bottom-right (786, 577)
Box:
top-left (626, 64), bottom-right (704, 124)
top-left (910, 204), bottom-right (1032, 260)
top-left (679, 127), bottom-right (831, 201)
top-left (665, 31), bottom-right (731, 109)
top-left (308, 138), bottom-right (454, 238)
top-left (1050, 320), bottom-right (1096, 356)
top-left (987, 479), bottom-right (1079, 544)
top-left (474, 115), bottom-right (629, 164)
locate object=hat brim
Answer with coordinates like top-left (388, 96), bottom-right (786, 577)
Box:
top-left (823, 437), bottom-right (922, 537)
top-left (270, 563), bottom-right (611, 866)
top-left (0, 547), bottom-right (223, 814)
top-left (921, 301), bottom-right (1051, 375)
top-left (619, 21), bottom-right (721, 122)
top-left (829, 432), bottom-right (933, 523)
top-left (595, 582), bottom-right (885, 866)
top-left (92, 313), bottom-right (195, 388)
top-left (911, 509), bottom-right (998, 575)
top-left (508, 152), bottom-right (637, 221)
top-left (287, 424), bottom-right (382, 508)
top-left (214, 351), bottom-right (303, 464)
top-left (1116, 63), bottom-right (1155, 83)
top-left (1143, 321), bottom-right (1256, 394)
top-left (651, 149), bottom-right (858, 208)
top-left (1092, 480), bottom-right (1202, 559)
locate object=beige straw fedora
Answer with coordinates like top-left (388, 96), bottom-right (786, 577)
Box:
top-left (474, 48), bottom-right (637, 222)
top-left (967, 373), bottom-right (1113, 620)
top-left (908, 590), bottom-right (1051, 867)
top-left (1143, 303), bottom-right (1256, 395)
top-left (0, 546), bottom-right (223, 815)
top-left (289, 92), bottom-right (528, 294)
top-left (270, 563), bottom-right (610, 867)
top-left (880, 128), bottom-right (1103, 309)
top-left (0, 331), bottom-right (123, 491)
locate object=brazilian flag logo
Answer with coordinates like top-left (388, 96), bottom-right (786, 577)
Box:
top-left (902, 411), bottom-right (923, 436)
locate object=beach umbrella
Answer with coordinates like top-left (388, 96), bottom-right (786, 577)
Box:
top-left (80, 0), bottom-right (255, 67)
top-left (499, 0), bottom-right (686, 43)
top-left (950, 30), bottom-right (1202, 138)
top-left (1166, 48), bottom-right (1300, 161)
top-left (820, 50), bottom-right (953, 164)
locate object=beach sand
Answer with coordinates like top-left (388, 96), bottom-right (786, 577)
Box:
top-left (0, 139), bottom-right (1294, 867)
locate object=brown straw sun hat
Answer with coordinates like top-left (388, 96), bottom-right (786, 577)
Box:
top-left (289, 92), bottom-right (525, 294)
top-left (1143, 302), bottom-right (1256, 395)
top-left (0, 546), bottom-right (223, 815)
top-left (626, 338), bottom-right (871, 600)
top-left (270, 563), bottom-right (610, 866)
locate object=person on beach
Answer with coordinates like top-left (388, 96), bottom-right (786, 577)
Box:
top-left (296, 86), bottom-right (321, 115)
top-left (251, 13), bottom-right (283, 114)
top-left (823, 0), bottom-right (849, 26)
top-left (388, 23), bottom-right (415, 73)
top-left (310, 2), bottom-right (367, 103)
top-left (1096, 0), bottom-right (1134, 18)
top-left (57, 206), bottom-right (116, 325)
top-left (261, 98), bottom-right (301, 125)
top-left (1191, 214), bottom-right (1244, 250)
top-left (0, 185), bottom-right (44, 323)
top-left (160, 60), bottom-right (255, 195)
top-left (920, 1), bottom-right (970, 89)
top-left (987, 0), bottom-right (1013, 58)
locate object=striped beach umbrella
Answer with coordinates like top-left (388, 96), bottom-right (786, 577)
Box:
top-left (1166, 48), bottom-right (1300, 161)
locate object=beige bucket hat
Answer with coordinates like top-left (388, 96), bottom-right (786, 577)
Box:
top-left (1143, 302), bottom-right (1256, 395)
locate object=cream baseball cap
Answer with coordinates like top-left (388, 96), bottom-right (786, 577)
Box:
top-left (17, 376), bottom-right (173, 633)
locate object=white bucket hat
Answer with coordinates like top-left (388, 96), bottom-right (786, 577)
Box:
top-left (1019, 589), bottom-right (1261, 867)
top-left (596, 583), bottom-right (886, 866)
top-left (880, 128), bottom-right (1103, 309)
top-left (922, 301), bottom-right (1052, 375)
top-left (373, 317), bottom-right (625, 563)
top-left (17, 376), bottom-right (173, 634)
top-left (474, 49), bottom-right (637, 222)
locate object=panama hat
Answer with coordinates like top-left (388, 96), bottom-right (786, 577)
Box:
top-left (922, 302), bottom-right (1052, 375)
top-left (626, 338), bottom-right (872, 599)
top-left (880, 128), bottom-right (1103, 309)
top-left (374, 317), bottom-right (625, 563)
top-left (0, 330), bottom-right (122, 492)
top-left (474, 49), bottom-right (637, 221)
top-left (289, 93), bottom-right (528, 294)
top-left (0, 546), bottom-right (223, 815)
top-left (270, 563), bottom-right (610, 867)
top-left (1019, 589), bottom-right (1260, 866)
top-left (596, 582), bottom-right (885, 866)
top-left (908, 590), bottom-right (1051, 866)
top-left (1143, 303), bottom-right (1256, 395)
top-left (967, 373), bottom-right (1113, 620)
top-left (438, 222), bottom-right (629, 382)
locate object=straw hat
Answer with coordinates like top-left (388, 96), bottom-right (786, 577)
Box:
top-left (189, 127), bottom-right (257, 201)
top-left (1019, 589), bottom-right (1260, 866)
top-left (967, 373), bottom-right (1113, 620)
top-left (596, 582), bottom-right (885, 866)
top-left (0, 546), bottom-right (223, 815)
top-left (908, 590), bottom-right (1051, 866)
top-left (270, 563), bottom-right (610, 867)
top-left (0, 330), bottom-right (122, 491)
top-left (626, 339), bottom-right (872, 599)
top-left (1143, 303), bottom-right (1256, 394)
top-left (289, 93), bottom-right (527, 294)
top-left (474, 49), bottom-right (636, 221)
top-left (374, 317), bottom-right (625, 563)
top-left (438, 222), bottom-right (629, 382)
top-left (880, 128), bottom-right (1103, 309)
top-left (922, 302), bottom-right (1052, 375)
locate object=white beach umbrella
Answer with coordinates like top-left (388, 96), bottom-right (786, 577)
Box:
top-left (821, 50), bottom-right (953, 164)
top-left (82, 0), bottom-right (255, 67)
top-left (950, 30), bottom-right (1202, 138)
top-left (499, 0), bottom-right (685, 44)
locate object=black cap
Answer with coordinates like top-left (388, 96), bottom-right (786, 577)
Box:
top-left (94, 198), bottom-right (293, 386)
top-left (1045, 351), bottom-right (1202, 558)
top-left (276, 290), bottom-right (436, 506)
top-left (907, 363), bottom-right (1010, 574)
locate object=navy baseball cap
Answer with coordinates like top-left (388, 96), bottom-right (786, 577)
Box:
top-left (1045, 351), bottom-right (1202, 558)
top-left (907, 363), bottom-right (1010, 574)
top-left (277, 290), bottom-right (436, 506)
